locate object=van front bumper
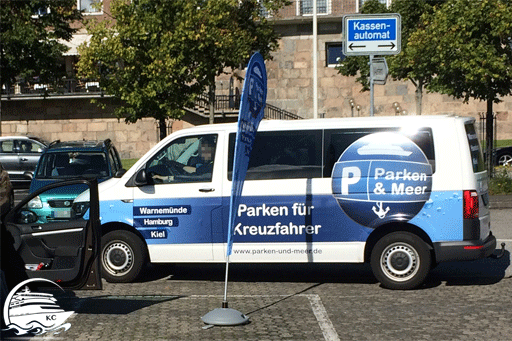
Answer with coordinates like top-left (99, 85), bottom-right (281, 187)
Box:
top-left (433, 232), bottom-right (497, 263)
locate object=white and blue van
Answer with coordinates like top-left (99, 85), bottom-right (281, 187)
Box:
top-left (74, 115), bottom-right (496, 289)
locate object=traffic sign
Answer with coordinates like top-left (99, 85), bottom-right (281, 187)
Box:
top-left (343, 14), bottom-right (401, 56)
top-left (372, 57), bottom-right (388, 85)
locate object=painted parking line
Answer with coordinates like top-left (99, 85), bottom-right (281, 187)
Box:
top-left (307, 294), bottom-right (340, 341)
top-left (192, 294), bottom-right (340, 341)
top-left (77, 293), bottom-right (340, 340)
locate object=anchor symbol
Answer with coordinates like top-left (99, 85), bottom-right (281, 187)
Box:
top-left (372, 201), bottom-right (390, 219)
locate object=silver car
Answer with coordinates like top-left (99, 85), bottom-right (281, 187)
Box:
top-left (0, 136), bottom-right (47, 185)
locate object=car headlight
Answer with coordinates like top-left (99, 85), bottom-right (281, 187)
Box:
top-left (27, 196), bottom-right (43, 209)
top-left (72, 202), bottom-right (90, 218)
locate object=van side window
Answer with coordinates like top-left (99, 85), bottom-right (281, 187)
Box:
top-left (465, 123), bottom-right (485, 172)
top-left (228, 130), bottom-right (322, 180)
top-left (146, 134), bottom-right (218, 184)
top-left (324, 128), bottom-right (435, 177)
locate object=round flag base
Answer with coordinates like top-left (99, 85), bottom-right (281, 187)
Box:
top-left (201, 308), bottom-right (249, 326)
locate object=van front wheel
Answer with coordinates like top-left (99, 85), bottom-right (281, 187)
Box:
top-left (101, 230), bottom-right (147, 283)
top-left (370, 232), bottom-right (431, 290)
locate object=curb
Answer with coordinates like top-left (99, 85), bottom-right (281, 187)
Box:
top-left (490, 195), bottom-right (512, 209)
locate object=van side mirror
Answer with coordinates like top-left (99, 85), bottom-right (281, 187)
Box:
top-left (134, 169), bottom-right (148, 186)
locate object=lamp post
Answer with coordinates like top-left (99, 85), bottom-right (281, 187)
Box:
top-left (393, 102), bottom-right (401, 116)
top-left (313, 0), bottom-right (318, 119)
top-left (349, 99), bottom-right (355, 117)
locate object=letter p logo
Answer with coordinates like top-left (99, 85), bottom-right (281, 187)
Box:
top-left (341, 167), bottom-right (361, 195)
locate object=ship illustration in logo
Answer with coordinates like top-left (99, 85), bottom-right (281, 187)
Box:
top-left (2, 278), bottom-right (73, 336)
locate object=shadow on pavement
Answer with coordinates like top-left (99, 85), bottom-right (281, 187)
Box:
top-left (139, 262), bottom-right (377, 284)
top-left (425, 250), bottom-right (510, 288)
top-left (139, 250), bottom-right (510, 289)
top-left (65, 295), bottom-right (182, 315)
top-left (44, 289), bottom-right (182, 315)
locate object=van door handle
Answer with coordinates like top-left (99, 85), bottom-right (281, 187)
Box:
top-left (199, 188), bottom-right (215, 193)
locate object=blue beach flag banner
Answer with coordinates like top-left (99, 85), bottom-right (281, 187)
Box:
top-left (226, 52), bottom-right (267, 257)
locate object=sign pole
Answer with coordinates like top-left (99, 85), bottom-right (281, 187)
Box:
top-left (343, 14), bottom-right (400, 116)
top-left (369, 54), bottom-right (374, 116)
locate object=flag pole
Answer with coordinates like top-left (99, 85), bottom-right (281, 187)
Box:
top-left (222, 256), bottom-right (230, 307)
top-left (201, 52), bottom-right (267, 327)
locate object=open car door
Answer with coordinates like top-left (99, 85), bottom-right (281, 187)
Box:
top-left (1, 179), bottom-right (101, 290)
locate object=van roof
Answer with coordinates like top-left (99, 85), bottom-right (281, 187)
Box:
top-left (177, 115), bottom-right (474, 134)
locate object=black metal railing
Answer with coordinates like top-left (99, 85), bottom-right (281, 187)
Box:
top-left (1, 79), bottom-right (103, 97)
top-left (194, 93), bottom-right (241, 111)
top-left (193, 93), bottom-right (301, 120)
top-left (264, 103), bottom-right (302, 120)
top-left (2, 81), bottom-right (302, 120)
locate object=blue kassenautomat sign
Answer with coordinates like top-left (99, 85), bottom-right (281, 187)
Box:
top-left (332, 132), bottom-right (432, 228)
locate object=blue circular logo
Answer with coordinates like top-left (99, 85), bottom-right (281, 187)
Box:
top-left (332, 132), bottom-right (432, 228)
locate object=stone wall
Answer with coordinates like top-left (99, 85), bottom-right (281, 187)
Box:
top-left (1, 97), bottom-right (191, 159)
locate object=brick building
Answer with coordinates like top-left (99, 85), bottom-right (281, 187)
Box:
top-left (2, 0), bottom-right (512, 159)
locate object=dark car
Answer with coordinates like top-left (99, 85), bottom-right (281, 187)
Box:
top-left (495, 146), bottom-right (512, 166)
top-left (28, 139), bottom-right (125, 223)
top-left (0, 135), bottom-right (48, 186)
top-left (0, 162), bottom-right (14, 218)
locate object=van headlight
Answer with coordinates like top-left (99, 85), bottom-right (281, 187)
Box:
top-left (72, 202), bottom-right (90, 218)
top-left (27, 196), bottom-right (43, 209)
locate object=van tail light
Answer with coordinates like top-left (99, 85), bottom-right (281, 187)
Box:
top-left (463, 190), bottom-right (479, 219)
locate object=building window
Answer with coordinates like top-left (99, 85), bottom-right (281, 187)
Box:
top-left (258, 0), bottom-right (271, 18)
top-left (33, 6), bottom-right (50, 17)
top-left (326, 43), bottom-right (345, 67)
top-left (298, 0), bottom-right (329, 16)
top-left (358, 0), bottom-right (391, 12)
top-left (78, 0), bottom-right (102, 14)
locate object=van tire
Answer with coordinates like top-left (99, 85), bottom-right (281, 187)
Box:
top-left (370, 232), bottom-right (431, 290)
top-left (101, 230), bottom-right (147, 283)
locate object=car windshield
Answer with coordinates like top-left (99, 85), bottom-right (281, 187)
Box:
top-left (35, 151), bottom-right (109, 179)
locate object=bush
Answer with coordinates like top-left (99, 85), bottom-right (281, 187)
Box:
top-left (489, 167), bottom-right (512, 195)
top-left (121, 159), bottom-right (139, 170)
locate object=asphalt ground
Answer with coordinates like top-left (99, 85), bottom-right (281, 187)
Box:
top-left (3, 190), bottom-right (512, 341)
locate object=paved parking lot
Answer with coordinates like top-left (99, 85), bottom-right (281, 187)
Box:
top-left (4, 190), bottom-right (512, 341)
top-left (5, 256), bottom-right (511, 341)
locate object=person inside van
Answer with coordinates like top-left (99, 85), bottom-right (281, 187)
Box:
top-left (150, 135), bottom-right (216, 183)
top-left (183, 136), bottom-right (216, 175)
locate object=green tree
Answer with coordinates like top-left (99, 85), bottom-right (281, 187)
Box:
top-left (408, 0), bottom-right (512, 174)
top-left (77, 0), bottom-right (288, 140)
top-left (387, 0), bottom-right (438, 116)
top-left (0, 0), bottom-right (82, 90)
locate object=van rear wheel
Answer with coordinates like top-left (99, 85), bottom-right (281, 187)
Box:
top-left (101, 230), bottom-right (147, 283)
top-left (370, 232), bottom-right (431, 290)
